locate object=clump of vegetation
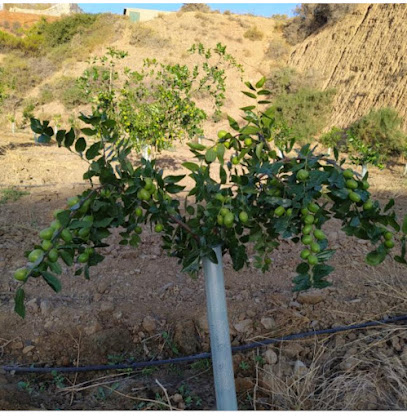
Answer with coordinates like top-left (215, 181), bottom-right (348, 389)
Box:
top-left (129, 23), bottom-right (170, 48)
top-left (0, 188), bottom-right (29, 204)
top-left (179, 3), bottom-right (211, 13)
top-left (264, 39), bottom-right (290, 61)
top-left (283, 4), bottom-right (356, 45)
top-left (271, 13), bottom-right (288, 32)
top-left (243, 26), bottom-right (264, 41)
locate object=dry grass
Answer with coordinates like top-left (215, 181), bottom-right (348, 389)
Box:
top-left (243, 26), bottom-right (264, 41)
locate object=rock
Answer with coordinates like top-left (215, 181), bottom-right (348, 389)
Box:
top-left (26, 298), bottom-right (39, 313)
top-left (10, 340), bottom-right (23, 351)
top-left (235, 377), bottom-right (254, 392)
top-left (172, 393), bottom-right (183, 403)
top-left (340, 356), bottom-right (359, 371)
top-left (233, 319), bottom-right (253, 334)
top-left (142, 316), bottom-right (157, 333)
top-left (264, 349), bottom-right (278, 365)
top-left (281, 342), bottom-right (303, 358)
top-left (174, 320), bottom-right (200, 354)
top-left (297, 289), bottom-right (327, 305)
top-left (293, 360), bottom-right (308, 378)
top-left (196, 316), bottom-right (209, 333)
top-left (83, 321), bottom-right (102, 336)
top-left (96, 279), bottom-right (111, 294)
top-left (22, 345), bottom-right (35, 355)
top-left (100, 301), bottom-right (114, 313)
top-left (178, 402), bottom-right (186, 410)
top-left (260, 317), bottom-right (276, 330)
top-left (40, 299), bottom-right (51, 315)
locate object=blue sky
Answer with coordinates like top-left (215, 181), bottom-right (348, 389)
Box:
top-left (78, 3), bottom-right (298, 17)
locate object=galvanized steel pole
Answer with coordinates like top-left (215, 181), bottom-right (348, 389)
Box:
top-left (202, 245), bottom-right (238, 410)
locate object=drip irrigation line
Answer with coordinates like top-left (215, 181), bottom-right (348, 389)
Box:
top-left (4, 314), bottom-right (407, 374)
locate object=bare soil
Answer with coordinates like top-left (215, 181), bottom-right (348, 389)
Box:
top-left (0, 129), bottom-right (407, 410)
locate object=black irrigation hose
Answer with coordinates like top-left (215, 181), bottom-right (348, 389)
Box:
top-left (4, 314), bottom-right (407, 374)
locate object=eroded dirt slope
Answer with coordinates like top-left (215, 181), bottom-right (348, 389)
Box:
top-left (289, 4), bottom-right (407, 129)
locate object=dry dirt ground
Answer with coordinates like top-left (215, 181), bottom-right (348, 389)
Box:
top-left (0, 129), bottom-right (407, 410)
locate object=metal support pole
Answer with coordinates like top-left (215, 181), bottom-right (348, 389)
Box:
top-left (361, 163), bottom-right (368, 178)
top-left (202, 245), bottom-right (238, 411)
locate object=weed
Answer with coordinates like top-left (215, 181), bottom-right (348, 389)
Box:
top-left (51, 370), bottom-right (65, 389)
top-left (0, 188), bottom-right (29, 204)
top-left (243, 26), bottom-right (264, 41)
top-left (141, 366), bottom-right (159, 376)
top-left (239, 361), bottom-right (250, 370)
top-left (190, 358), bottom-right (211, 370)
top-left (177, 383), bottom-right (203, 409)
top-left (162, 331), bottom-right (179, 355)
top-left (17, 380), bottom-right (34, 394)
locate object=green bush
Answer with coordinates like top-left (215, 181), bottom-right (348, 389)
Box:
top-left (319, 126), bottom-right (347, 151)
top-left (53, 77), bottom-right (87, 109)
top-left (272, 88), bottom-right (336, 141)
top-left (347, 108), bottom-right (407, 157)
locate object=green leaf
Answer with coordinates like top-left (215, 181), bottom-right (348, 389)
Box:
top-left (182, 162), bottom-right (199, 172)
top-left (257, 89), bottom-right (271, 96)
top-left (56, 130), bottom-right (66, 146)
top-left (240, 126), bottom-right (259, 135)
top-left (166, 184), bottom-right (185, 193)
top-left (240, 105), bottom-right (256, 111)
top-left (64, 128), bottom-right (75, 148)
top-left (37, 134), bottom-right (51, 144)
top-left (56, 210), bottom-right (71, 227)
top-left (255, 77), bottom-right (266, 89)
top-left (60, 250), bottom-right (73, 267)
top-left (216, 144), bottom-right (225, 162)
top-left (81, 128), bottom-right (97, 136)
top-left (312, 264), bottom-right (334, 282)
top-left (86, 142), bottom-right (101, 160)
top-left (164, 175), bottom-right (185, 184)
top-left (41, 271), bottom-right (62, 293)
top-left (14, 288), bottom-right (25, 318)
top-left (94, 217), bottom-right (113, 228)
top-left (242, 91), bottom-right (257, 99)
top-left (296, 263), bottom-right (309, 275)
top-left (219, 166), bottom-right (227, 184)
top-left (384, 199), bottom-right (395, 212)
top-left (227, 116), bottom-right (239, 131)
top-left (402, 215), bottom-right (407, 235)
top-left (187, 142), bottom-right (206, 151)
top-left (366, 248), bottom-right (386, 266)
top-left (30, 118), bottom-right (43, 134)
top-left (75, 137), bottom-right (87, 153)
top-left (205, 148), bottom-right (217, 163)
top-left (244, 81), bottom-right (256, 91)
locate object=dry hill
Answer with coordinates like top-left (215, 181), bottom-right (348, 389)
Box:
top-left (289, 4), bottom-right (407, 130)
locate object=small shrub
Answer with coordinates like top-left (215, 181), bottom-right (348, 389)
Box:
top-left (224, 10), bottom-right (231, 16)
top-left (265, 39), bottom-right (290, 61)
top-left (129, 23), bottom-right (170, 48)
top-left (243, 26), bottom-right (264, 41)
top-left (319, 126), bottom-right (347, 151)
top-left (38, 84), bottom-right (54, 105)
top-left (53, 77), bottom-right (87, 109)
top-left (180, 3), bottom-right (211, 13)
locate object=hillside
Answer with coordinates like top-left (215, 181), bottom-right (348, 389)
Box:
top-left (0, 9), bottom-right (58, 33)
top-left (289, 4), bottom-right (407, 130)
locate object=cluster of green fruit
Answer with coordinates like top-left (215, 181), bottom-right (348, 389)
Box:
top-left (136, 177), bottom-right (156, 201)
top-left (342, 169), bottom-right (371, 206)
top-left (13, 196), bottom-right (94, 282)
top-left (215, 193), bottom-right (248, 228)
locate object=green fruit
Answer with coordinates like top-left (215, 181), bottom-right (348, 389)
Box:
top-left (14, 267), bottom-right (28, 282)
top-left (135, 226), bottom-right (142, 234)
top-left (51, 219), bottom-right (61, 230)
top-left (144, 178), bottom-right (154, 191)
top-left (41, 240), bottom-right (53, 251)
top-left (346, 179), bottom-right (358, 190)
top-left (217, 214), bottom-right (224, 226)
top-left (363, 200), bottom-right (373, 210)
top-left (244, 138), bottom-right (252, 147)
top-left (302, 225), bottom-right (313, 235)
top-left (296, 169), bottom-right (309, 181)
top-left (384, 240), bottom-right (395, 249)
top-left (39, 227), bottom-right (54, 240)
top-left (300, 249), bottom-right (311, 260)
top-left (349, 192), bottom-right (361, 203)
top-left (138, 188), bottom-right (151, 201)
top-left (61, 229), bottom-right (73, 243)
top-left (48, 249), bottom-right (59, 262)
top-left (232, 156), bottom-right (239, 165)
top-left (220, 208), bottom-right (230, 216)
top-left (308, 255), bottom-right (318, 265)
top-left (310, 242), bottom-right (321, 253)
top-left (215, 193), bottom-right (225, 202)
top-left (79, 227), bottom-right (91, 238)
top-left (239, 211), bottom-right (249, 223)
top-left (343, 169), bottom-right (354, 179)
top-left (154, 224), bottom-right (164, 233)
top-left (286, 208), bottom-right (293, 217)
top-left (304, 215), bottom-right (315, 225)
top-left (274, 206), bottom-right (285, 217)
top-left (384, 231), bottom-right (393, 240)
top-left (308, 202), bottom-right (319, 213)
top-left (135, 207), bottom-right (143, 217)
top-left (67, 196), bottom-right (79, 208)
top-left (224, 141), bottom-right (231, 149)
top-left (362, 180), bottom-right (370, 190)
top-left (224, 212), bottom-right (234, 227)
top-left (218, 130), bottom-right (228, 139)
top-left (313, 229), bottom-right (326, 241)
top-left (301, 208), bottom-right (309, 216)
top-left (84, 247), bottom-right (94, 255)
top-left (302, 235), bottom-right (312, 245)
top-left (28, 249), bottom-right (44, 263)
top-left (78, 253), bottom-right (89, 263)
top-left (83, 215), bottom-right (94, 224)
